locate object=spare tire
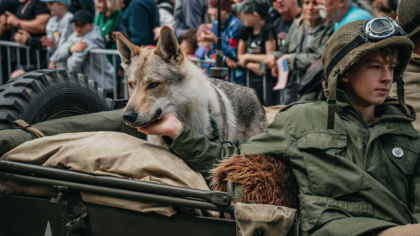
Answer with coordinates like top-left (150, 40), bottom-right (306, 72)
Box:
top-left (0, 69), bottom-right (112, 130)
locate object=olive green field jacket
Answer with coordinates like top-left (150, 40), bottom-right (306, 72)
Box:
top-left (390, 53), bottom-right (420, 132)
top-left (169, 90), bottom-right (420, 236)
top-left (272, 17), bottom-right (334, 72)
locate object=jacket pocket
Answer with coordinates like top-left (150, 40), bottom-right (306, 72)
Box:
top-left (299, 194), bottom-right (374, 233)
top-left (297, 131), bottom-right (366, 198)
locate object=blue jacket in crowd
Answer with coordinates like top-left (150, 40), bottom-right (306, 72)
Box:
top-left (119, 0), bottom-right (159, 46)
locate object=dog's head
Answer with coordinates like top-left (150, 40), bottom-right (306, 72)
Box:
top-left (116, 26), bottom-right (187, 129)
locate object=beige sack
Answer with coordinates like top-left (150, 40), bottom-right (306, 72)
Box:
top-left (1, 131), bottom-right (211, 217)
top-left (235, 202), bottom-right (296, 236)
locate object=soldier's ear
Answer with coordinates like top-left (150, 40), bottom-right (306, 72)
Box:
top-left (116, 32), bottom-right (141, 68)
top-left (155, 26), bottom-right (184, 64)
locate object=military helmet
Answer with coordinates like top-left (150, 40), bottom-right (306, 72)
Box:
top-left (322, 18), bottom-right (414, 129)
top-left (398, 0), bottom-right (420, 39)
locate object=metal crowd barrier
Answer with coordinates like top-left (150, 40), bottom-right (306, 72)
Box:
top-left (1, 40), bottom-right (274, 104)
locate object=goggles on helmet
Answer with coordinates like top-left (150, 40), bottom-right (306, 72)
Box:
top-left (325, 17), bottom-right (407, 84)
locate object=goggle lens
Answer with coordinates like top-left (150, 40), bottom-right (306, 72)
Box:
top-left (370, 19), bottom-right (394, 36)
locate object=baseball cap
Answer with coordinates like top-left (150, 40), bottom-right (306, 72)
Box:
top-left (40, 0), bottom-right (70, 6)
top-left (71, 9), bottom-right (94, 24)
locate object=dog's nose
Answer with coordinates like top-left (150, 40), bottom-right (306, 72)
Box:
top-left (122, 110), bottom-right (138, 123)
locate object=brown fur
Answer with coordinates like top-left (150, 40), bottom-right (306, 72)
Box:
top-left (211, 154), bottom-right (299, 209)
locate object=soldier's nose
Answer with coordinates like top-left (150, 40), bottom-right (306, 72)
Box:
top-left (122, 110), bottom-right (138, 123)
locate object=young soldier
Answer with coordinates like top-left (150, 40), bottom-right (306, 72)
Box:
top-left (138, 18), bottom-right (420, 235)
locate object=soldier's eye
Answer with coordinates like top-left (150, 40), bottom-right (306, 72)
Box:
top-left (148, 82), bottom-right (160, 89)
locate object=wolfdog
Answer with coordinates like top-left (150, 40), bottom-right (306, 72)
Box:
top-left (116, 26), bottom-right (266, 147)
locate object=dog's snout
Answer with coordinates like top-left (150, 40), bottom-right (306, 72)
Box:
top-left (122, 110), bottom-right (138, 123)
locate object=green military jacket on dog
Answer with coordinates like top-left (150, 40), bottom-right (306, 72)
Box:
top-left (169, 89), bottom-right (420, 235)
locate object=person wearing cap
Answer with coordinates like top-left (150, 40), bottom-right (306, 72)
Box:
top-left (41, 0), bottom-right (74, 69)
top-left (237, 0), bottom-right (277, 105)
top-left (317, 0), bottom-right (371, 31)
top-left (389, 0), bottom-right (420, 133)
top-left (51, 10), bottom-right (114, 93)
top-left (135, 17), bottom-right (420, 235)
top-left (201, 0), bottom-right (244, 84)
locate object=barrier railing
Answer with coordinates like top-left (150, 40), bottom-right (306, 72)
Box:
top-left (0, 40), bottom-right (274, 105)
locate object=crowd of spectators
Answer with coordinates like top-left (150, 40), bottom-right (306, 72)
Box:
top-left (0, 0), bottom-right (400, 104)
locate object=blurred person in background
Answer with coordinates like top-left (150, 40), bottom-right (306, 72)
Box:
top-left (0, 0), bottom-right (49, 82)
top-left (50, 10), bottom-right (114, 93)
top-left (194, 24), bottom-right (214, 75)
top-left (173, 0), bottom-right (209, 40)
top-left (265, 0), bottom-right (334, 104)
top-left (202, 0), bottom-right (244, 83)
top-left (180, 29), bottom-right (197, 56)
top-left (10, 0), bottom-right (74, 79)
top-left (372, 0), bottom-right (397, 19)
top-left (269, 0), bottom-right (301, 48)
top-left (156, 0), bottom-right (174, 26)
top-left (237, 0), bottom-right (276, 105)
top-left (119, 0), bottom-right (158, 46)
top-left (317, 0), bottom-right (371, 31)
top-left (94, 0), bottom-right (123, 50)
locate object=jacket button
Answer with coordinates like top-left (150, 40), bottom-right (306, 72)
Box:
top-left (254, 228), bottom-right (265, 236)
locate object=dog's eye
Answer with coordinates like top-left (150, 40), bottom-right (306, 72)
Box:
top-left (147, 82), bottom-right (160, 89)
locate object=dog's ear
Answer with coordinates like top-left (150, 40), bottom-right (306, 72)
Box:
top-left (155, 26), bottom-right (184, 63)
top-left (116, 32), bottom-right (141, 66)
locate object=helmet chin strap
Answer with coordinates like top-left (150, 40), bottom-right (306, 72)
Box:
top-left (396, 75), bottom-right (410, 115)
top-left (327, 70), bottom-right (340, 129)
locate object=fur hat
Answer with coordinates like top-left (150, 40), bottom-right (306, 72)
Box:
top-left (208, 0), bottom-right (232, 12)
top-left (322, 19), bottom-right (414, 128)
top-left (211, 154), bottom-right (299, 209)
top-left (398, 0), bottom-right (420, 39)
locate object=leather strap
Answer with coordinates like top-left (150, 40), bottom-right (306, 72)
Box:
top-left (13, 119), bottom-right (45, 138)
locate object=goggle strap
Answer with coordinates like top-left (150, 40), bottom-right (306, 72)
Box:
top-left (403, 14), bottom-right (420, 36)
top-left (325, 34), bottom-right (367, 85)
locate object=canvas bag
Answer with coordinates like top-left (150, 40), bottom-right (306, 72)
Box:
top-left (1, 131), bottom-right (212, 217)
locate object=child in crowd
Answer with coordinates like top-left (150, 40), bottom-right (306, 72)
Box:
top-left (203, 0), bottom-right (244, 83)
top-left (195, 24), bottom-right (214, 75)
top-left (49, 10), bottom-right (114, 93)
top-left (180, 29), bottom-right (198, 56)
top-left (42, 0), bottom-right (74, 68)
top-left (237, 0), bottom-right (276, 105)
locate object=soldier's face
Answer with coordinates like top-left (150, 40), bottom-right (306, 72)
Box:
top-left (342, 51), bottom-right (398, 107)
